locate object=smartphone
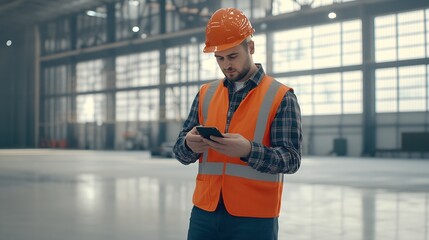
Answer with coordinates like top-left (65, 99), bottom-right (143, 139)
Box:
top-left (196, 126), bottom-right (224, 140)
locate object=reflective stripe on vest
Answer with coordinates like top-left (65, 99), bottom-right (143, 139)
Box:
top-left (199, 78), bottom-right (283, 182)
top-left (201, 80), bottom-right (222, 125)
top-left (199, 162), bottom-right (282, 182)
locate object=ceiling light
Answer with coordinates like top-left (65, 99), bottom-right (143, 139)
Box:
top-left (328, 12), bottom-right (337, 19)
top-left (86, 10), bottom-right (106, 18)
top-left (6, 40), bottom-right (12, 47)
top-left (132, 26), bottom-right (140, 32)
top-left (129, 0), bottom-right (140, 6)
top-left (86, 10), bottom-right (96, 16)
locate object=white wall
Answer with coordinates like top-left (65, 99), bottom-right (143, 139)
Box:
top-left (376, 112), bottom-right (429, 149)
top-left (302, 114), bottom-right (362, 156)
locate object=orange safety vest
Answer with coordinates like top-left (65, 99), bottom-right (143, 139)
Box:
top-left (195, 75), bottom-right (290, 218)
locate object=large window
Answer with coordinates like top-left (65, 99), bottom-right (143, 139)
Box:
top-left (41, 65), bottom-right (72, 141)
top-left (199, 43), bottom-right (223, 81)
top-left (272, 0), bottom-right (356, 15)
top-left (375, 9), bottom-right (429, 113)
top-left (279, 71), bottom-right (362, 116)
top-left (272, 20), bottom-right (361, 73)
top-left (43, 65), bottom-right (71, 95)
top-left (375, 9), bottom-right (429, 62)
top-left (77, 5), bottom-right (107, 49)
top-left (116, 90), bottom-right (159, 121)
top-left (376, 65), bottom-right (428, 113)
top-left (165, 86), bottom-right (199, 120)
top-left (42, 97), bottom-right (69, 139)
top-left (166, 44), bottom-right (200, 83)
top-left (221, 0), bottom-right (267, 19)
top-left (252, 34), bottom-right (267, 68)
top-left (41, 19), bottom-right (71, 55)
top-left (115, 0), bottom-right (160, 41)
top-left (116, 51), bottom-right (159, 88)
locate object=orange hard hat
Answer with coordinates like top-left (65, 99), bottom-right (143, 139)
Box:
top-left (203, 8), bottom-right (255, 53)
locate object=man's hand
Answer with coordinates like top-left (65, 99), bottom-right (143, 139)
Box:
top-left (185, 127), bottom-right (210, 153)
top-left (202, 133), bottom-right (251, 158)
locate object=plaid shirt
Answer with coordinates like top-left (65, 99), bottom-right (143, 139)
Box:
top-left (173, 64), bottom-right (302, 174)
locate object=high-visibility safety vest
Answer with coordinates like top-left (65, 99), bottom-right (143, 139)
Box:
top-left (195, 75), bottom-right (291, 218)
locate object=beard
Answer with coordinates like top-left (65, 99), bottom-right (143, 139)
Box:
top-left (223, 63), bottom-right (251, 82)
top-left (220, 49), bottom-right (254, 82)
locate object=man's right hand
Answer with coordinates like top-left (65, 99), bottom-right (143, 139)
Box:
top-left (185, 127), bottom-right (210, 154)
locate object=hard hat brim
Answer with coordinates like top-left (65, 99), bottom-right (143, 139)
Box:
top-left (203, 38), bottom-right (245, 53)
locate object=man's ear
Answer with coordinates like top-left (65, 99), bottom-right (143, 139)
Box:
top-left (248, 40), bottom-right (255, 54)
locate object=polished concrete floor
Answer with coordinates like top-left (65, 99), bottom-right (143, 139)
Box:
top-left (0, 149), bottom-right (428, 240)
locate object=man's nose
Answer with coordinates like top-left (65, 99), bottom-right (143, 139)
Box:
top-left (223, 59), bottom-right (232, 69)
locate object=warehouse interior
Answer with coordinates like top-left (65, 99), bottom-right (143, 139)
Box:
top-left (0, 0), bottom-right (429, 239)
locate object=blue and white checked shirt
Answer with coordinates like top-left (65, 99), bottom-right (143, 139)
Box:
top-left (173, 64), bottom-right (302, 174)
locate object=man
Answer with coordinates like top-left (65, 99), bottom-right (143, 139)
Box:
top-left (173, 7), bottom-right (302, 240)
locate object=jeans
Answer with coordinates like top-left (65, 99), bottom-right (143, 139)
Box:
top-left (187, 201), bottom-right (278, 240)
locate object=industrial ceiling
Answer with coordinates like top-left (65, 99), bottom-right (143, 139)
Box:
top-left (0, 0), bottom-right (117, 32)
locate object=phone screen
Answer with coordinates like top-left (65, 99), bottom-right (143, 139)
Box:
top-left (196, 126), bottom-right (224, 139)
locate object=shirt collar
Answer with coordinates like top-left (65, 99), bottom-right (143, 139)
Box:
top-left (223, 63), bottom-right (265, 88)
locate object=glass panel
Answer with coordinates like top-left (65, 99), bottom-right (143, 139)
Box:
top-left (375, 15), bottom-right (397, 62)
top-left (427, 9), bottom-right (429, 58)
top-left (116, 51), bottom-right (159, 88)
top-left (199, 43), bottom-right (223, 81)
top-left (76, 94), bottom-right (106, 123)
top-left (342, 20), bottom-right (362, 66)
top-left (376, 65), bottom-right (428, 113)
top-left (375, 9), bottom-right (428, 62)
top-left (343, 71), bottom-right (362, 113)
top-left (139, 89), bottom-right (159, 121)
top-left (376, 68), bottom-right (398, 112)
top-left (76, 60), bottom-right (104, 92)
top-left (313, 23), bottom-right (341, 68)
top-left (77, 5), bottom-right (107, 49)
top-left (116, 90), bottom-right (159, 121)
top-left (115, 91), bottom-right (129, 122)
top-left (377, 49), bottom-right (397, 62)
top-left (165, 85), bottom-right (199, 121)
top-left (378, 100), bottom-right (397, 112)
top-left (397, 11), bottom-right (425, 60)
top-left (115, 0), bottom-right (159, 40)
top-left (43, 65), bottom-right (71, 95)
top-left (40, 19), bottom-right (71, 54)
top-left (165, 87), bottom-right (181, 120)
top-left (180, 86), bottom-right (199, 120)
top-left (278, 76), bottom-right (314, 116)
top-left (166, 44), bottom-right (201, 84)
top-left (273, 28), bottom-right (312, 72)
top-left (272, 0), bottom-right (356, 15)
top-left (273, 20), bottom-right (361, 73)
top-left (398, 66), bottom-right (426, 112)
top-left (252, 34), bottom-right (267, 68)
top-left (278, 71), bottom-right (361, 116)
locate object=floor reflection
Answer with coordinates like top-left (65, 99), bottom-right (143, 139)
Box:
top-left (0, 150), bottom-right (428, 240)
top-left (111, 177), bottom-right (194, 239)
top-left (281, 183), bottom-right (429, 240)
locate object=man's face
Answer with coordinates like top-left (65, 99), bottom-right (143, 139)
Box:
top-left (214, 42), bottom-right (253, 82)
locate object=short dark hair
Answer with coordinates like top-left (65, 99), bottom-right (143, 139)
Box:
top-left (240, 37), bottom-right (251, 50)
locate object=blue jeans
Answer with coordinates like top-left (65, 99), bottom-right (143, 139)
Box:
top-left (187, 201), bottom-right (278, 240)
